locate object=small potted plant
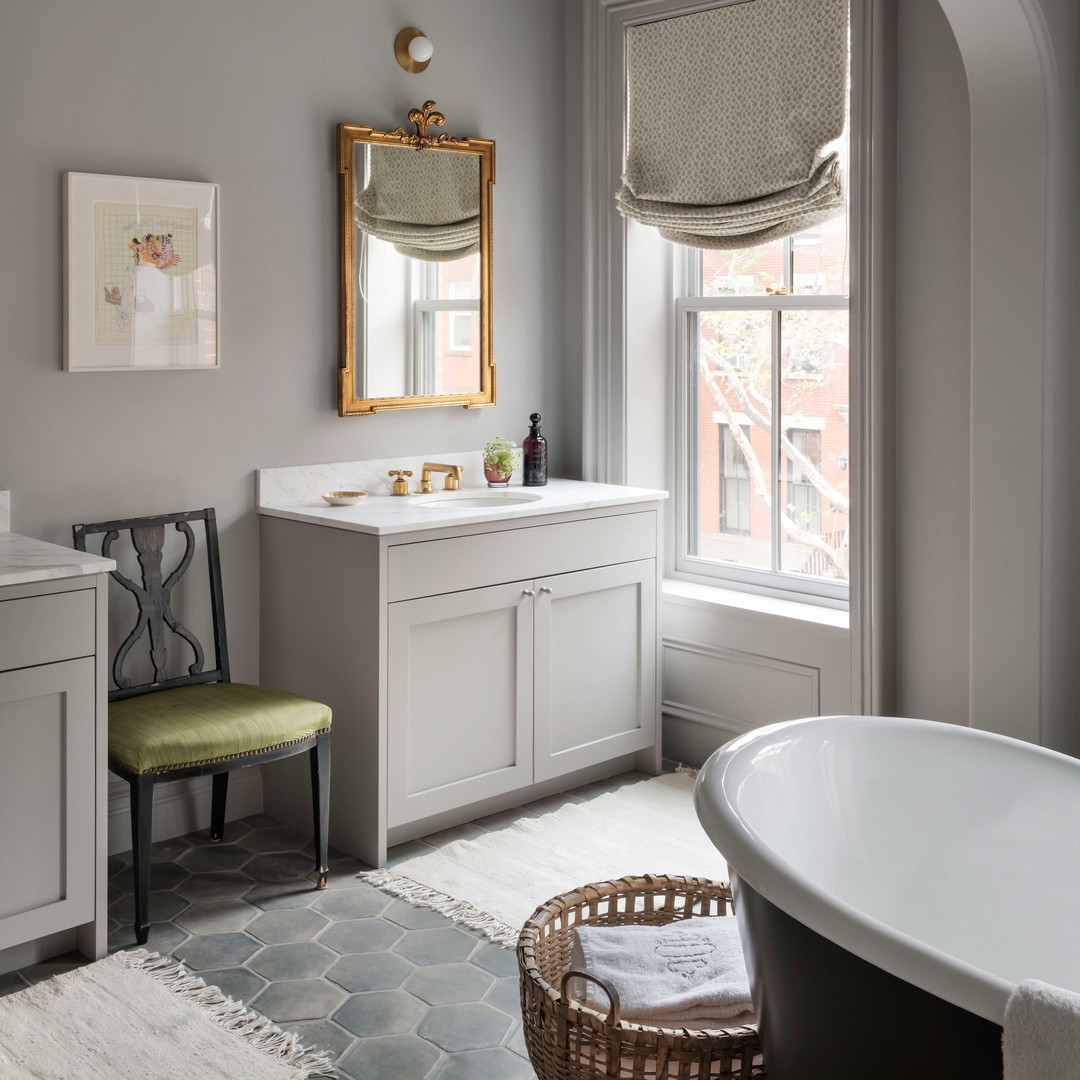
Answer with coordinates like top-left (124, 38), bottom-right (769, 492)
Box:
top-left (482, 436), bottom-right (520, 487)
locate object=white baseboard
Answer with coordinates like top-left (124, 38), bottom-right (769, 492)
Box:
top-left (107, 767), bottom-right (264, 855)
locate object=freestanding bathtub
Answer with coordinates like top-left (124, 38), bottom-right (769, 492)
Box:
top-left (694, 715), bottom-right (1080, 1080)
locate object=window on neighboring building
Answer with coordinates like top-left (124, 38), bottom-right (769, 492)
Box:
top-left (718, 424), bottom-right (751, 536)
top-left (786, 428), bottom-right (822, 536)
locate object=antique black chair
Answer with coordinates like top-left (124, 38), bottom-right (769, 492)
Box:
top-left (73, 508), bottom-right (331, 945)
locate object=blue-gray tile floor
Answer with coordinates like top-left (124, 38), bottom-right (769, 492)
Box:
top-left (2, 772), bottom-right (646, 1079)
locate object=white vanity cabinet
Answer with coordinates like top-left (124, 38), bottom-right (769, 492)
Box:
top-left (0, 536), bottom-right (113, 973)
top-left (258, 468), bottom-right (666, 869)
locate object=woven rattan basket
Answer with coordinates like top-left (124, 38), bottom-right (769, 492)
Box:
top-left (517, 874), bottom-right (764, 1080)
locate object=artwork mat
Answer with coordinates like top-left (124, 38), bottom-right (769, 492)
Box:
top-left (65, 173), bottom-right (219, 371)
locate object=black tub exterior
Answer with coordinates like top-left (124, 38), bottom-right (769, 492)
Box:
top-left (732, 875), bottom-right (1003, 1080)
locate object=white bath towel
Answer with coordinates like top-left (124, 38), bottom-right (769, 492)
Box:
top-left (569, 917), bottom-right (754, 1028)
top-left (1004, 979), bottom-right (1080, 1080)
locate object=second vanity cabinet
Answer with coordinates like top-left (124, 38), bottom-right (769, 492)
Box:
top-left (259, 484), bottom-right (664, 868)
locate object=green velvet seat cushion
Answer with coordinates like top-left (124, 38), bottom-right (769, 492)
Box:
top-left (109, 683), bottom-right (332, 775)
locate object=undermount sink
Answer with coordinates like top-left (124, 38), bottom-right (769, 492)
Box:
top-left (408, 490), bottom-right (544, 509)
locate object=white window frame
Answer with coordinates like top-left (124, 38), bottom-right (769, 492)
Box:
top-left (673, 236), bottom-right (851, 604)
top-left (574, 0), bottom-right (894, 708)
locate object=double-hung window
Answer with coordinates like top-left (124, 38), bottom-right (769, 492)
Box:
top-left (675, 210), bottom-right (850, 603)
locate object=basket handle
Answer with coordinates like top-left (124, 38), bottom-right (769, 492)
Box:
top-left (560, 969), bottom-right (622, 1027)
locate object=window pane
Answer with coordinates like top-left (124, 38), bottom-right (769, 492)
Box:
top-left (792, 213), bottom-right (848, 296)
top-left (691, 310), bottom-right (773, 571)
top-left (438, 253), bottom-right (480, 299)
top-left (701, 240), bottom-right (785, 296)
top-left (779, 310), bottom-right (849, 578)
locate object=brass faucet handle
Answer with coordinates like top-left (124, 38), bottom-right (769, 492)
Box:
top-left (387, 469), bottom-right (413, 496)
top-left (444, 466), bottom-right (463, 491)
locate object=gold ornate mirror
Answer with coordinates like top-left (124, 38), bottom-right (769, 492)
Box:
top-left (338, 102), bottom-right (495, 416)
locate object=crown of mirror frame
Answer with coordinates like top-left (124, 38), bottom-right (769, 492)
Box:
top-left (395, 27), bottom-right (434, 73)
top-left (338, 103), bottom-right (496, 417)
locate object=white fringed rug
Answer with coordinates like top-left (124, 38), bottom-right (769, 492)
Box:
top-left (363, 771), bottom-right (728, 946)
top-left (0, 950), bottom-right (333, 1079)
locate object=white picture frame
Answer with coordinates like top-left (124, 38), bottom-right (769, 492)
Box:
top-left (64, 172), bottom-right (219, 371)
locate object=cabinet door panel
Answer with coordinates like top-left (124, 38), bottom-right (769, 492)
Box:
top-left (0, 658), bottom-right (95, 949)
top-left (387, 581), bottom-right (533, 826)
top-left (533, 560), bottom-right (657, 782)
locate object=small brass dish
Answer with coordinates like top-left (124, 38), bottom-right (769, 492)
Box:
top-left (321, 491), bottom-right (367, 506)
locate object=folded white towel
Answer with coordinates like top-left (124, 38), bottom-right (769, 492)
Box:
top-left (568, 917), bottom-right (754, 1027)
top-left (1004, 979), bottom-right (1080, 1080)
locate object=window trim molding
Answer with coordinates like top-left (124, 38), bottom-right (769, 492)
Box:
top-left (577, 0), bottom-right (896, 711)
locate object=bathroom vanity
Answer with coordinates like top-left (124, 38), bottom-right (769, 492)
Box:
top-left (258, 454), bottom-right (666, 867)
top-left (0, 532), bottom-right (113, 973)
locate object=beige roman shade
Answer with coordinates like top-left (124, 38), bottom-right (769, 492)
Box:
top-left (355, 145), bottom-right (479, 262)
top-left (617, 0), bottom-right (848, 249)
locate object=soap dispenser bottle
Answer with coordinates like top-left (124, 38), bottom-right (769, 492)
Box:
top-left (522, 413), bottom-right (548, 487)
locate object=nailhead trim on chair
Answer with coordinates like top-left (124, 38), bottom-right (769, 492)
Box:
top-left (140, 730), bottom-right (332, 775)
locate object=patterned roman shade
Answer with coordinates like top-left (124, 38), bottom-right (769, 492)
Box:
top-left (355, 145), bottom-right (480, 262)
top-left (617, 0), bottom-right (848, 249)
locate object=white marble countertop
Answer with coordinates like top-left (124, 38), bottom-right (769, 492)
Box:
top-left (257, 455), bottom-right (667, 537)
top-left (0, 533), bottom-right (115, 588)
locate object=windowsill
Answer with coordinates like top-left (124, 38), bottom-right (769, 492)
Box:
top-left (662, 578), bottom-right (850, 629)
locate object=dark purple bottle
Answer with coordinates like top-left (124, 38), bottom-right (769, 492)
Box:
top-left (522, 413), bottom-right (548, 487)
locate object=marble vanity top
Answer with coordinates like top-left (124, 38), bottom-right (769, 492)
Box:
top-left (0, 533), bottom-right (115, 587)
top-left (257, 453), bottom-right (667, 537)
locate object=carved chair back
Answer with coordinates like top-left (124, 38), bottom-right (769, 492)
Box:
top-left (73, 508), bottom-right (230, 703)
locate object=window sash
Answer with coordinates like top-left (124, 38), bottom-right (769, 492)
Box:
top-left (674, 246), bottom-right (849, 604)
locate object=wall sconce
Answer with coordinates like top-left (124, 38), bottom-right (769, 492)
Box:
top-left (395, 27), bottom-right (434, 74)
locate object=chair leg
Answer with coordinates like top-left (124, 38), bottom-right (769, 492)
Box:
top-left (129, 775), bottom-right (154, 946)
top-left (210, 772), bottom-right (229, 842)
top-left (310, 732), bottom-right (331, 889)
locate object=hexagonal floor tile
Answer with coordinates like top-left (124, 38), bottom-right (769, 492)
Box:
top-left (327, 952), bottom-right (414, 993)
top-left (245, 852), bottom-right (315, 883)
top-left (176, 871), bottom-right (255, 903)
top-left (249, 907), bottom-right (329, 944)
top-left (200, 966), bottom-right (267, 1004)
top-left (108, 889), bottom-right (189, 925)
top-left (286, 1019), bottom-right (357, 1061)
top-left (173, 932), bottom-right (261, 970)
top-left (312, 887), bottom-right (388, 921)
top-left (334, 989), bottom-right (426, 1037)
top-left (249, 942), bottom-right (336, 982)
top-left (0, 972), bottom-right (27, 998)
top-left (149, 836), bottom-right (191, 863)
top-left (252, 978), bottom-right (346, 1022)
top-left (177, 844), bottom-right (251, 874)
top-left (433, 1047), bottom-right (535, 1079)
top-left (384, 899), bottom-right (451, 930)
top-left (141, 861), bottom-right (191, 891)
top-left (470, 941), bottom-right (518, 978)
top-left (108, 920), bottom-right (189, 955)
top-left (483, 977), bottom-right (521, 1017)
top-left (406, 963), bottom-right (494, 1006)
top-left (239, 826), bottom-right (310, 853)
top-left (175, 899), bottom-right (257, 935)
top-left (319, 918), bottom-right (402, 955)
top-left (337, 1034), bottom-right (440, 1080)
top-left (419, 1002), bottom-right (511, 1052)
top-left (185, 819), bottom-right (254, 847)
top-left (19, 953), bottom-right (88, 986)
top-left (238, 813), bottom-right (280, 830)
top-left (107, 854), bottom-right (129, 879)
top-left (394, 928), bottom-right (477, 966)
top-left (245, 879), bottom-right (321, 911)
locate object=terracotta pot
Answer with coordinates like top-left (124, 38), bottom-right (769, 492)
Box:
top-left (484, 464), bottom-right (512, 487)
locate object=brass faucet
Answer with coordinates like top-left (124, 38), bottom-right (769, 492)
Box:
top-left (418, 462), bottom-right (463, 494)
top-left (388, 469), bottom-right (413, 496)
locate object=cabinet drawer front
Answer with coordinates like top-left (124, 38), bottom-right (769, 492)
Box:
top-left (0, 588), bottom-right (96, 672)
top-left (387, 511), bottom-right (657, 602)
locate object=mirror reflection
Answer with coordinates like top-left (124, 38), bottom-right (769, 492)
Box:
top-left (338, 104), bottom-right (495, 417)
top-left (355, 145), bottom-right (481, 399)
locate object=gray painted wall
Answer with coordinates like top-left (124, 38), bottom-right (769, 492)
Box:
top-left (894, 0), bottom-right (972, 726)
top-left (0, 0), bottom-right (566, 683)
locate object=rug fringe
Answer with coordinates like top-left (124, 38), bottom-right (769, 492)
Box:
top-left (116, 950), bottom-right (336, 1077)
top-left (674, 762), bottom-right (700, 779)
top-left (360, 870), bottom-right (520, 947)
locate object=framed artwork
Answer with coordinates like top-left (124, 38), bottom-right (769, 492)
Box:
top-left (64, 173), bottom-right (219, 371)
